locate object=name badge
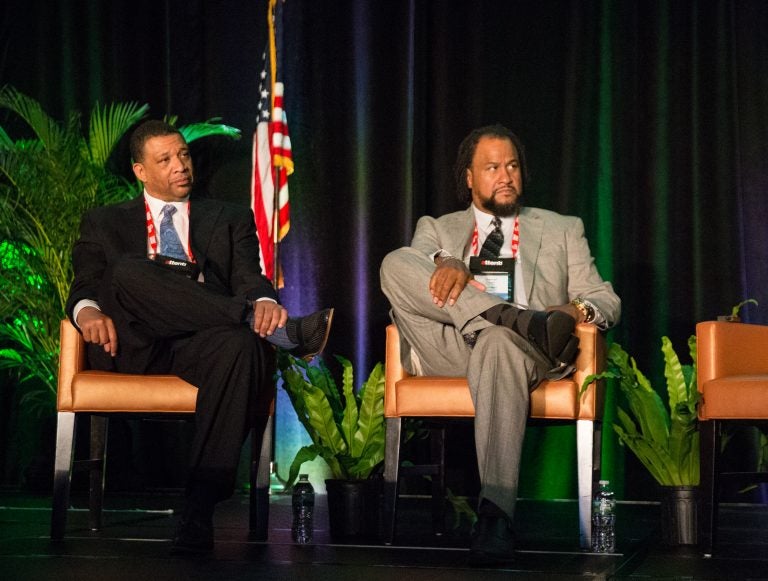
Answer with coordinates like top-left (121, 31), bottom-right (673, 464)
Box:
top-left (469, 257), bottom-right (515, 301)
top-left (154, 254), bottom-right (201, 280)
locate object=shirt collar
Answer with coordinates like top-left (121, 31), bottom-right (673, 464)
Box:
top-left (471, 204), bottom-right (516, 232)
top-left (143, 190), bottom-right (190, 214)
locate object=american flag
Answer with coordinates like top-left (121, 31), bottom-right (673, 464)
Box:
top-left (251, 0), bottom-right (292, 284)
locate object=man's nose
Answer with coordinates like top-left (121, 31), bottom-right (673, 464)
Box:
top-left (171, 156), bottom-right (187, 171)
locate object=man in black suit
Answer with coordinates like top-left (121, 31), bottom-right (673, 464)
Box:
top-left (66, 120), bottom-right (332, 553)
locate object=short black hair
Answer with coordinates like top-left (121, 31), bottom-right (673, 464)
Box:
top-left (453, 124), bottom-right (529, 205)
top-left (129, 120), bottom-right (184, 162)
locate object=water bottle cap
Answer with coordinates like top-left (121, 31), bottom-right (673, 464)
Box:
top-left (599, 479), bottom-right (609, 485)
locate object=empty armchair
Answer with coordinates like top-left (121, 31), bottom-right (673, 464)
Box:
top-left (696, 320), bottom-right (768, 555)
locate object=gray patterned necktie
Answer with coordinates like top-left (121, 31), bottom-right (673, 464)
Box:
top-left (159, 204), bottom-right (187, 259)
top-left (479, 216), bottom-right (503, 259)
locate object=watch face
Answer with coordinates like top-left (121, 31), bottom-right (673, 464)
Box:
top-left (572, 299), bottom-right (594, 322)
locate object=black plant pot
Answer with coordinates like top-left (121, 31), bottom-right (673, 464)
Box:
top-left (660, 485), bottom-right (698, 545)
top-left (325, 478), bottom-right (382, 541)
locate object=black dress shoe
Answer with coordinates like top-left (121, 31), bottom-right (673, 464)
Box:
top-left (286, 308), bottom-right (334, 360)
top-left (514, 310), bottom-right (579, 379)
top-left (468, 514), bottom-right (516, 566)
top-left (171, 515), bottom-right (214, 555)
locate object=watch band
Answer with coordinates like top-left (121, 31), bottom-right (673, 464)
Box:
top-left (570, 297), bottom-right (595, 323)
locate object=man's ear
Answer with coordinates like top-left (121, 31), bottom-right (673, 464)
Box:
top-left (466, 168), bottom-right (473, 190)
top-left (132, 162), bottom-right (145, 182)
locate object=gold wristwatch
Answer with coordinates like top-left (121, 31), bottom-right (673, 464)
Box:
top-left (570, 297), bottom-right (595, 323)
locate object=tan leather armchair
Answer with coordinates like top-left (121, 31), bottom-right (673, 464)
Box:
top-left (382, 323), bottom-right (606, 549)
top-left (696, 321), bottom-right (768, 555)
top-left (51, 319), bottom-right (274, 540)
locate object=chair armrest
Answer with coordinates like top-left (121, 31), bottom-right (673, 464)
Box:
top-left (385, 324), bottom-right (406, 384)
top-left (58, 319), bottom-right (87, 411)
top-left (697, 321), bottom-right (768, 389)
top-left (572, 323), bottom-right (606, 419)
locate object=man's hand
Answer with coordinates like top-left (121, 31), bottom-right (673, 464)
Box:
top-left (251, 300), bottom-right (289, 338)
top-left (429, 257), bottom-right (486, 307)
top-left (547, 303), bottom-right (585, 324)
top-left (77, 307), bottom-right (119, 356)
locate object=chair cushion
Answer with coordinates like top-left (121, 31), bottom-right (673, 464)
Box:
top-left (391, 377), bottom-right (474, 417)
top-left (530, 379), bottom-right (583, 419)
top-left (63, 370), bottom-right (198, 413)
top-left (384, 323), bottom-right (604, 422)
top-left (390, 376), bottom-right (585, 420)
top-left (700, 375), bottom-right (768, 419)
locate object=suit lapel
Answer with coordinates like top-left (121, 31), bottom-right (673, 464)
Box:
top-left (119, 196), bottom-right (150, 256)
top-left (189, 198), bottom-right (221, 269)
top-left (518, 207), bottom-right (543, 302)
top-left (448, 207), bottom-right (476, 259)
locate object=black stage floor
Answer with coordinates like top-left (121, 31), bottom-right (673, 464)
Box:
top-left (1, 490), bottom-right (767, 580)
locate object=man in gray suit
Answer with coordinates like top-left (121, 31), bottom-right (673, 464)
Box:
top-left (380, 124), bottom-right (620, 565)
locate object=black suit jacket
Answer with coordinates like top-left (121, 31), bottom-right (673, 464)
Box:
top-left (66, 194), bottom-right (278, 321)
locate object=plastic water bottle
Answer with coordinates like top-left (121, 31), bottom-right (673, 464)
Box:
top-left (291, 474), bottom-right (314, 543)
top-left (591, 479), bottom-right (616, 553)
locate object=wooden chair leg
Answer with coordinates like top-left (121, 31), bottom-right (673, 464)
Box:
top-left (699, 419), bottom-right (718, 556)
top-left (51, 412), bottom-right (77, 540)
top-left (88, 416), bottom-right (108, 531)
top-left (577, 419), bottom-right (600, 549)
top-left (249, 415), bottom-right (272, 540)
top-left (382, 417), bottom-right (403, 544)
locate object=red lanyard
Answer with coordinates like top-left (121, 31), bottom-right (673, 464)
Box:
top-left (471, 214), bottom-right (520, 258)
top-left (145, 199), bottom-right (195, 261)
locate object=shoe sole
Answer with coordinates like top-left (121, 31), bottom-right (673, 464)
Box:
top-left (543, 311), bottom-right (576, 359)
top-left (300, 307), bottom-right (334, 361)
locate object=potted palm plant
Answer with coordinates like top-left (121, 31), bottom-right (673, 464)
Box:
top-left (584, 335), bottom-right (700, 545)
top-left (277, 350), bottom-right (386, 540)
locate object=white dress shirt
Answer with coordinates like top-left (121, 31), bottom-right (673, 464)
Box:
top-left (144, 193), bottom-right (190, 258)
top-left (470, 206), bottom-right (527, 307)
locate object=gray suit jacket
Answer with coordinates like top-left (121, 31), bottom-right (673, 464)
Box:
top-left (410, 206), bottom-right (621, 327)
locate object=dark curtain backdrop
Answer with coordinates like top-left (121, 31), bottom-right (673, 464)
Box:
top-left (2, 0), bottom-right (767, 499)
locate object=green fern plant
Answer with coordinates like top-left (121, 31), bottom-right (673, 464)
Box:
top-left (583, 336), bottom-right (700, 486)
top-left (277, 351), bottom-right (386, 487)
top-left (724, 298), bottom-right (758, 321)
top-left (0, 86), bottom-right (241, 415)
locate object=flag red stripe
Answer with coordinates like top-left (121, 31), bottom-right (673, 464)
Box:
top-left (251, 124), bottom-right (275, 280)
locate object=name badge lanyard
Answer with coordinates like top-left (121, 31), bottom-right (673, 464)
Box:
top-left (470, 214), bottom-right (520, 258)
top-left (145, 199), bottom-right (196, 262)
